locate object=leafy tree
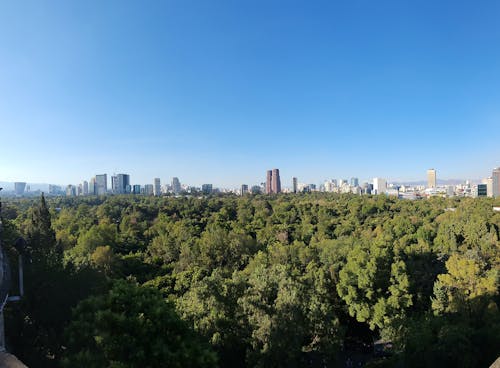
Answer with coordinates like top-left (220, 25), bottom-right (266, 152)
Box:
top-left (63, 280), bottom-right (217, 368)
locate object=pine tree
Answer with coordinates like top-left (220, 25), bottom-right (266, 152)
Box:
top-left (26, 193), bottom-right (57, 262)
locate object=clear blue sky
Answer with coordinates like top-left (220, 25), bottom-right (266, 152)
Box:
top-left (1, 0), bottom-right (500, 187)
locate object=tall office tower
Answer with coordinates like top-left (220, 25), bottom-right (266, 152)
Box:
top-left (292, 177), bottom-right (298, 193)
top-left (271, 169), bottom-right (281, 193)
top-left (95, 174), bottom-right (107, 195)
top-left (373, 178), bottom-right (387, 195)
top-left (144, 184), bottom-right (154, 196)
top-left (14, 182), bottom-right (26, 196)
top-left (133, 185), bottom-right (141, 194)
top-left (202, 184), bottom-right (213, 194)
top-left (427, 169), bottom-right (437, 188)
top-left (172, 177), bottom-right (181, 194)
top-left (48, 184), bottom-right (61, 195)
top-left (492, 168), bottom-right (500, 197)
top-left (153, 178), bottom-right (161, 196)
top-left (66, 185), bottom-right (76, 197)
top-left (117, 174), bottom-right (130, 194)
top-left (111, 175), bottom-right (118, 193)
top-left (485, 177), bottom-right (494, 197)
top-left (241, 184), bottom-right (249, 195)
top-left (477, 184), bottom-right (488, 197)
top-left (83, 181), bottom-right (89, 195)
top-left (266, 170), bottom-right (273, 194)
top-left (77, 183), bottom-right (83, 196)
top-left (350, 177), bottom-right (359, 187)
top-left (89, 177), bottom-right (96, 195)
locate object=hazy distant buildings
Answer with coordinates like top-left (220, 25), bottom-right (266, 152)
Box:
top-left (492, 168), bottom-right (500, 197)
top-left (373, 178), bottom-right (387, 195)
top-left (111, 174), bottom-right (130, 194)
top-left (241, 184), bottom-right (248, 195)
top-left (89, 177), bottom-right (96, 195)
top-left (350, 177), bottom-right (359, 187)
top-left (153, 178), bottom-right (161, 196)
top-left (133, 185), bottom-right (141, 194)
top-left (14, 182), bottom-right (26, 196)
top-left (202, 184), bottom-right (213, 194)
top-left (292, 177), bottom-right (298, 193)
top-left (48, 184), bottom-right (62, 195)
top-left (427, 169), bottom-right (437, 189)
top-left (171, 177), bottom-right (181, 194)
top-left (477, 183), bottom-right (488, 197)
top-left (144, 184), bottom-right (154, 195)
top-left (83, 181), bottom-right (89, 195)
top-left (266, 171), bottom-right (272, 194)
top-left (251, 185), bottom-right (261, 194)
top-left (66, 185), bottom-right (76, 197)
top-left (95, 174), bottom-right (107, 195)
top-left (265, 169), bottom-right (281, 194)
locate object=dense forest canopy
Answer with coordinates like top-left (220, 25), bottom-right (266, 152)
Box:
top-left (1, 193), bottom-right (499, 367)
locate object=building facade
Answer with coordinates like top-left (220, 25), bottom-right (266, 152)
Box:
top-left (95, 174), bottom-right (107, 195)
top-left (427, 169), bottom-right (437, 188)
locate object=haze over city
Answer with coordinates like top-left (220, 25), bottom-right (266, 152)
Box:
top-left (1, 1), bottom-right (500, 186)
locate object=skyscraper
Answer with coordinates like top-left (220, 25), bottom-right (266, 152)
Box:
top-left (118, 174), bottom-right (130, 194)
top-left (95, 174), bottom-right (107, 195)
top-left (201, 184), bottom-right (213, 194)
top-left (266, 170), bottom-right (273, 194)
top-left (83, 181), bottom-right (89, 195)
top-left (427, 169), bottom-right (437, 188)
top-left (265, 169), bottom-right (282, 194)
top-left (89, 177), bottom-right (96, 195)
top-left (350, 177), bottom-right (359, 187)
top-left (373, 178), bottom-right (387, 195)
top-left (272, 169), bottom-right (281, 193)
top-left (492, 168), bottom-right (500, 197)
top-left (241, 184), bottom-right (248, 195)
top-left (153, 178), bottom-right (161, 196)
top-left (14, 182), bottom-right (26, 196)
top-left (171, 177), bottom-right (181, 194)
top-left (292, 177), bottom-right (298, 193)
top-left (144, 184), bottom-right (154, 196)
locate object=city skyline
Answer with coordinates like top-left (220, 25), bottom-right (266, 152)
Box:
top-left (2, 1), bottom-right (500, 185)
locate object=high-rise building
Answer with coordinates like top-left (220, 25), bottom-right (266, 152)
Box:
top-left (83, 181), bottom-right (89, 195)
top-left (145, 184), bottom-right (154, 196)
top-left (77, 183), bottom-right (83, 196)
top-left (202, 184), bottom-right (213, 194)
top-left (251, 185), bottom-right (261, 194)
top-left (49, 184), bottom-right (62, 195)
top-left (118, 174), bottom-right (130, 194)
top-left (133, 185), bottom-right (141, 194)
top-left (153, 178), bottom-right (161, 196)
top-left (292, 177), bottom-right (298, 193)
top-left (477, 184), bottom-right (488, 197)
top-left (266, 170), bottom-right (273, 194)
top-left (265, 169), bottom-right (281, 194)
top-left (485, 177), bottom-right (494, 197)
top-left (350, 177), bottom-right (359, 187)
top-left (95, 174), bottom-right (107, 195)
top-left (241, 184), bottom-right (248, 195)
top-left (171, 177), bottom-right (181, 194)
top-left (14, 182), bottom-right (26, 196)
top-left (111, 175), bottom-right (118, 193)
top-left (492, 168), bottom-right (500, 197)
top-left (111, 174), bottom-right (130, 194)
top-left (66, 185), bottom-right (76, 197)
top-left (89, 177), bottom-right (96, 195)
top-left (427, 169), bottom-right (437, 189)
top-left (373, 178), bottom-right (387, 195)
